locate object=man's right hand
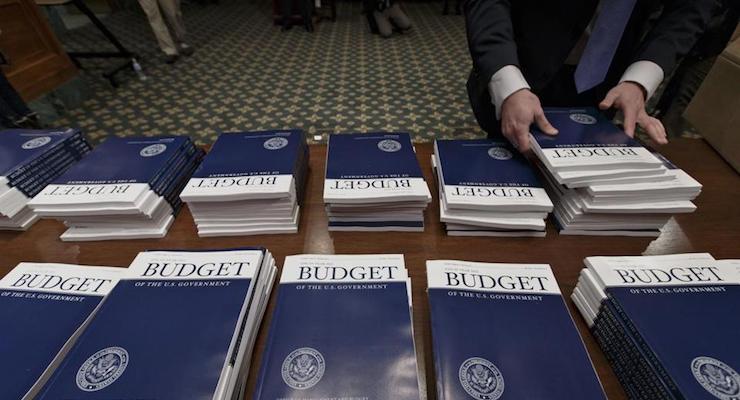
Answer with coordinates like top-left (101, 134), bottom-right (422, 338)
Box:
top-left (500, 89), bottom-right (558, 152)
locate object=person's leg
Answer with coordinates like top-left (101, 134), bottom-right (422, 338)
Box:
top-left (138, 0), bottom-right (179, 61)
top-left (386, 2), bottom-right (411, 30)
top-left (159, 0), bottom-right (192, 54)
top-left (373, 12), bottom-right (393, 37)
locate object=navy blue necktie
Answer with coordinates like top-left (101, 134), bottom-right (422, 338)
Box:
top-left (574, 0), bottom-right (637, 93)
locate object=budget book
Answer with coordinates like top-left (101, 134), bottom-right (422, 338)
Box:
top-left (323, 132), bottom-right (431, 231)
top-left (433, 139), bottom-right (552, 236)
top-left (180, 129), bottom-right (308, 236)
top-left (572, 253), bottom-right (740, 400)
top-left (37, 248), bottom-right (276, 400)
top-left (427, 260), bottom-right (605, 399)
top-left (253, 254), bottom-right (421, 399)
top-left (0, 262), bottom-right (122, 400)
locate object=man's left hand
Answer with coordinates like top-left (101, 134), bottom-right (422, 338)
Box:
top-left (599, 81), bottom-right (668, 145)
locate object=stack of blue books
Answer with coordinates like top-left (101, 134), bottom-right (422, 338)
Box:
top-left (323, 133), bottom-right (432, 231)
top-left (0, 262), bottom-right (123, 400)
top-left (28, 136), bottom-right (204, 241)
top-left (433, 139), bottom-right (553, 236)
top-left (0, 129), bottom-right (91, 230)
top-left (37, 248), bottom-right (277, 400)
top-left (254, 254), bottom-right (421, 399)
top-left (530, 108), bottom-right (701, 237)
top-left (427, 260), bottom-right (606, 399)
top-left (572, 253), bottom-right (740, 400)
top-left (180, 130), bottom-right (308, 236)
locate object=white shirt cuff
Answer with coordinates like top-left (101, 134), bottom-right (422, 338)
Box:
top-left (488, 65), bottom-right (531, 119)
top-left (619, 60), bottom-right (664, 100)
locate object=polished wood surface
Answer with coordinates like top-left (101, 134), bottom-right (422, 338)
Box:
top-left (1, 138), bottom-right (738, 399)
top-left (0, 0), bottom-right (77, 100)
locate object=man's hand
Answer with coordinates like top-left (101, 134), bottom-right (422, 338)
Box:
top-left (500, 89), bottom-right (558, 152)
top-left (599, 82), bottom-right (668, 144)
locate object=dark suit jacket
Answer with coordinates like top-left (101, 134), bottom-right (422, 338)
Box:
top-left (465, 0), bottom-right (719, 134)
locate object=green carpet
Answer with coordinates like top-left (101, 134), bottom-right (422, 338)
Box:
top-left (54, 0), bottom-right (485, 144)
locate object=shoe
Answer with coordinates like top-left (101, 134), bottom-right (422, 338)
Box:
top-left (164, 54), bottom-right (179, 64)
top-left (180, 45), bottom-right (194, 56)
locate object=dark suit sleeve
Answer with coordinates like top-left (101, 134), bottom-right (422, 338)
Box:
top-left (635, 0), bottom-right (720, 72)
top-left (464, 0), bottom-right (519, 84)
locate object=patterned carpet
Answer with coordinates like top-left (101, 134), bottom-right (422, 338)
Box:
top-left (53, 0), bottom-right (485, 144)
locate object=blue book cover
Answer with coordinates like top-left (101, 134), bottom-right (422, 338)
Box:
top-left (586, 254), bottom-right (740, 400)
top-left (326, 132), bottom-right (422, 179)
top-left (0, 263), bottom-right (122, 400)
top-left (427, 260), bottom-right (605, 400)
top-left (436, 139), bottom-right (541, 187)
top-left (53, 136), bottom-right (191, 185)
top-left (5, 133), bottom-right (88, 187)
top-left (195, 130), bottom-right (305, 178)
top-left (254, 254), bottom-right (420, 400)
top-left (529, 108), bottom-right (662, 170)
top-left (530, 107), bottom-right (642, 149)
top-left (182, 130), bottom-right (306, 201)
top-left (0, 129), bottom-right (81, 177)
top-left (37, 249), bottom-right (265, 400)
top-left (434, 139), bottom-right (552, 211)
top-left (324, 133), bottom-right (430, 203)
top-left (29, 136), bottom-right (193, 208)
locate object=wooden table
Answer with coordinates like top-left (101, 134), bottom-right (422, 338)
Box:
top-left (1, 138), bottom-right (738, 399)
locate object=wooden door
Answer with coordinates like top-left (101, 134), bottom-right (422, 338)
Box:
top-left (0, 0), bottom-right (78, 101)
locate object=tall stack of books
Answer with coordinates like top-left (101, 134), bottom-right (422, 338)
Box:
top-left (28, 136), bottom-right (204, 241)
top-left (433, 139), bottom-right (553, 236)
top-left (180, 130), bottom-right (308, 236)
top-left (0, 262), bottom-right (123, 400)
top-left (0, 129), bottom-right (91, 230)
top-left (254, 254), bottom-right (421, 399)
top-left (572, 253), bottom-right (740, 400)
top-left (427, 260), bottom-right (606, 399)
top-left (37, 248), bottom-right (277, 400)
top-left (529, 108), bottom-right (701, 237)
top-left (323, 133), bottom-right (432, 231)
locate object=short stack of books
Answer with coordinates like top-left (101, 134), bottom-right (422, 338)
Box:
top-left (323, 133), bottom-right (432, 231)
top-left (572, 253), bottom-right (740, 400)
top-left (37, 248), bottom-right (277, 400)
top-left (0, 129), bottom-right (91, 230)
top-left (427, 260), bottom-right (606, 399)
top-left (0, 262), bottom-right (123, 400)
top-left (180, 130), bottom-right (308, 236)
top-left (254, 254), bottom-right (421, 399)
top-left (432, 139), bottom-right (553, 236)
top-left (530, 107), bottom-right (701, 237)
top-left (28, 136), bottom-right (204, 241)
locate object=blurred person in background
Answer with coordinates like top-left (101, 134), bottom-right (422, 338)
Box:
top-left (365, 0), bottom-right (412, 38)
top-left (138, 0), bottom-right (194, 64)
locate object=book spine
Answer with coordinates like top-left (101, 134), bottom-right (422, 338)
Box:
top-left (15, 153), bottom-right (80, 197)
top-left (607, 296), bottom-right (684, 399)
top-left (251, 284), bottom-right (287, 400)
top-left (591, 313), bottom-right (644, 400)
top-left (427, 297), bottom-right (446, 400)
top-left (6, 134), bottom-right (86, 181)
top-left (165, 150), bottom-right (203, 213)
top-left (151, 143), bottom-right (197, 197)
top-left (599, 304), bottom-right (674, 399)
top-left (8, 138), bottom-right (90, 190)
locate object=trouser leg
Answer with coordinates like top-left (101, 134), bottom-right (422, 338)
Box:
top-left (138, 0), bottom-right (179, 55)
top-left (159, 0), bottom-right (187, 46)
